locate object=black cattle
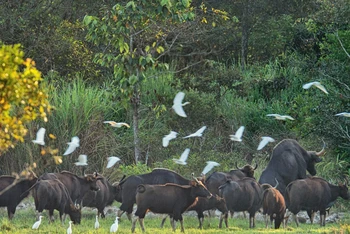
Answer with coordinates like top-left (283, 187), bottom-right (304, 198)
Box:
top-left (262, 185), bottom-right (286, 229)
top-left (131, 178), bottom-right (211, 233)
top-left (32, 179), bottom-right (82, 224)
top-left (285, 177), bottom-right (349, 226)
top-left (160, 194), bottom-right (228, 229)
top-left (259, 139), bottom-right (325, 197)
top-left (117, 168), bottom-right (194, 220)
top-left (205, 163), bottom-right (257, 196)
top-left (0, 171), bottom-right (37, 219)
top-left (82, 176), bottom-right (119, 218)
top-left (39, 171), bottom-right (101, 204)
top-left (219, 177), bottom-right (263, 228)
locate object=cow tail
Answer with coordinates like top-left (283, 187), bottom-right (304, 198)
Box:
top-left (137, 184), bottom-right (146, 193)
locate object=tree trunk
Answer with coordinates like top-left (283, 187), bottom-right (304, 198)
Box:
top-left (132, 83), bottom-right (141, 163)
top-left (241, 1), bottom-right (251, 69)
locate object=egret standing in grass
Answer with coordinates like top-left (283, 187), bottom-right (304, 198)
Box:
top-left (302, 81), bottom-right (329, 94)
top-left (172, 91), bottom-right (190, 117)
top-left (162, 131), bottom-right (178, 147)
top-left (257, 136), bottom-right (275, 150)
top-left (32, 128), bottom-right (46, 146)
top-left (103, 121), bottom-right (130, 128)
top-left (173, 148), bottom-right (190, 165)
top-left (32, 215), bottom-right (43, 230)
top-left (230, 126), bottom-right (245, 142)
top-left (63, 136), bottom-right (80, 155)
top-left (94, 215), bottom-right (100, 229)
top-left (110, 216), bottom-right (119, 233)
top-left (67, 221), bottom-right (73, 234)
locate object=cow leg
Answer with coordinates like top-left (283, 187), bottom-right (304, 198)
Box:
top-left (179, 216), bottom-right (185, 233)
top-left (160, 215), bottom-right (168, 228)
top-left (139, 218), bottom-right (145, 232)
top-left (264, 214), bottom-right (269, 228)
top-left (219, 212), bottom-right (228, 228)
top-left (131, 216), bottom-right (138, 233)
top-left (249, 213), bottom-right (255, 228)
top-left (7, 207), bottom-right (15, 220)
top-left (49, 210), bottom-right (55, 223)
top-left (127, 212), bottom-right (133, 221)
top-left (293, 214), bottom-right (299, 227)
top-left (170, 217), bottom-right (176, 231)
top-left (320, 210), bottom-right (326, 226)
top-left (197, 212), bottom-right (204, 229)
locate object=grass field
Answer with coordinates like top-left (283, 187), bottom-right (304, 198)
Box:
top-left (1, 204), bottom-right (350, 234)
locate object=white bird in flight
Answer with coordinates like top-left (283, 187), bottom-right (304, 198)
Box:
top-left (230, 126), bottom-right (245, 142)
top-left (32, 128), bottom-right (46, 146)
top-left (266, 114), bottom-right (295, 121)
top-left (110, 216), bottom-right (119, 233)
top-left (103, 121), bottom-right (130, 128)
top-left (32, 215), bottom-right (43, 230)
top-left (74, 154), bottom-right (88, 166)
top-left (94, 215), bottom-right (99, 229)
top-left (201, 161), bottom-right (220, 175)
top-left (172, 92), bottom-right (190, 117)
top-left (63, 136), bottom-right (80, 155)
top-left (335, 112), bottom-right (350, 117)
top-left (67, 221), bottom-right (73, 234)
top-left (183, 126), bottom-right (207, 139)
top-left (302, 81), bottom-right (329, 94)
top-left (162, 131), bottom-right (178, 147)
top-left (106, 156), bottom-right (121, 168)
top-left (257, 136), bottom-right (275, 150)
top-left (173, 148), bottom-right (190, 165)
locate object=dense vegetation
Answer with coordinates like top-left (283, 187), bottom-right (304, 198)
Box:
top-left (0, 0), bottom-right (349, 185)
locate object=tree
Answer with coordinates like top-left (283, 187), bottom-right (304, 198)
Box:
top-left (0, 44), bottom-right (52, 154)
top-left (84, 0), bottom-right (196, 163)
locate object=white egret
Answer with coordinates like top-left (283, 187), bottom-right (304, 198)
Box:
top-left (32, 215), bottom-right (43, 230)
top-left (335, 112), bottom-right (350, 117)
top-left (110, 216), bottom-right (119, 233)
top-left (183, 126), bottom-right (207, 139)
top-left (94, 215), bottom-right (99, 229)
top-left (257, 136), bottom-right (275, 150)
top-left (302, 81), bottom-right (329, 94)
top-left (162, 131), bottom-right (178, 147)
top-left (172, 92), bottom-right (190, 117)
top-left (74, 154), bottom-right (88, 166)
top-left (201, 161), bottom-right (220, 175)
top-left (266, 114), bottom-right (295, 121)
top-left (230, 126), bottom-right (245, 142)
top-left (173, 148), bottom-right (190, 165)
top-left (103, 121), bottom-right (130, 128)
top-left (63, 136), bottom-right (80, 156)
top-left (67, 221), bottom-right (73, 234)
top-left (32, 128), bottom-right (46, 146)
top-left (106, 156), bottom-right (121, 168)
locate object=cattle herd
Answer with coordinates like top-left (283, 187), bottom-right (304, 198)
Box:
top-left (0, 139), bottom-right (349, 232)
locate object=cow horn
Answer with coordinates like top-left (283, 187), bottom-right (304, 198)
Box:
top-left (235, 162), bottom-right (242, 170)
top-left (253, 163), bottom-right (258, 170)
top-left (274, 178), bottom-right (279, 189)
top-left (316, 140), bottom-right (326, 156)
top-left (192, 173), bottom-right (199, 183)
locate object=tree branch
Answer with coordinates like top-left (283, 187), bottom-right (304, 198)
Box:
top-left (335, 31), bottom-right (350, 59)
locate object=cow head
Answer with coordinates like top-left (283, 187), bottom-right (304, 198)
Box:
top-left (190, 173), bottom-right (212, 199)
top-left (213, 195), bottom-right (228, 213)
top-left (306, 142), bottom-right (325, 175)
top-left (338, 182), bottom-right (350, 200)
top-left (69, 203), bottom-right (82, 224)
top-left (84, 172), bottom-right (102, 191)
top-left (235, 162), bottom-right (258, 178)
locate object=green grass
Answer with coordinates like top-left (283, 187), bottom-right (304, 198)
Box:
top-left (1, 205), bottom-right (350, 234)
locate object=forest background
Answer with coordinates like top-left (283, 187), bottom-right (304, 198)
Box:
top-left (0, 0), bottom-right (349, 188)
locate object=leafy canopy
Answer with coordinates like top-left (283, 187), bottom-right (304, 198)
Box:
top-left (0, 44), bottom-right (51, 154)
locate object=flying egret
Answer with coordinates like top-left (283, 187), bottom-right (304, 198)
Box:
top-left (230, 126), bottom-right (245, 142)
top-left (335, 112), bottom-right (350, 117)
top-left (162, 131), bottom-right (178, 147)
top-left (74, 154), bottom-right (88, 166)
top-left (201, 161), bottom-right (220, 175)
top-left (94, 215), bottom-right (99, 229)
top-left (103, 121), bottom-right (130, 128)
top-left (266, 114), bottom-right (295, 121)
top-left (63, 136), bottom-right (80, 155)
top-left (110, 216), bottom-right (119, 233)
top-left (257, 136), bottom-right (275, 150)
top-left (302, 81), bottom-right (329, 94)
top-left (32, 128), bottom-right (46, 146)
top-left (172, 92), bottom-right (190, 117)
top-left (183, 126), bottom-right (207, 139)
top-left (106, 156), bottom-right (121, 168)
top-left (32, 215), bottom-right (43, 230)
top-left (67, 221), bottom-right (73, 234)
top-left (173, 148), bottom-right (190, 165)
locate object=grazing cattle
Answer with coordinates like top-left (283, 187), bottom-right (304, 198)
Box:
top-left (259, 139), bottom-right (325, 197)
top-left (285, 177), bottom-right (349, 226)
top-left (131, 177), bottom-right (212, 233)
top-left (117, 168), bottom-right (195, 220)
top-left (262, 181), bottom-right (286, 229)
top-left (205, 163), bottom-right (257, 196)
top-left (160, 194), bottom-right (228, 229)
top-left (0, 171), bottom-right (37, 219)
top-left (219, 177), bottom-right (263, 228)
top-left (39, 171), bottom-right (101, 204)
top-left (32, 179), bottom-right (82, 224)
top-left (82, 176), bottom-right (119, 218)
